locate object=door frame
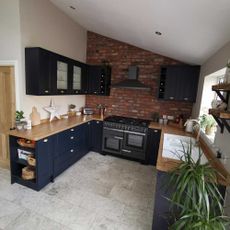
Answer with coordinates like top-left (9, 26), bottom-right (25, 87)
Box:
top-left (0, 60), bottom-right (18, 169)
top-left (0, 60), bottom-right (20, 110)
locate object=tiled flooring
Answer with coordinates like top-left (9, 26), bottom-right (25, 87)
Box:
top-left (0, 152), bottom-right (156, 230)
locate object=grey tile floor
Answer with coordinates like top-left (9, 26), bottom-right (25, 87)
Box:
top-left (0, 152), bottom-right (156, 230)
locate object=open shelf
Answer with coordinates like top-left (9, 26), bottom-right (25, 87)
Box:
top-left (209, 109), bottom-right (230, 133)
top-left (212, 83), bottom-right (230, 91)
top-left (209, 109), bottom-right (230, 119)
top-left (210, 82), bottom-right (230, 133)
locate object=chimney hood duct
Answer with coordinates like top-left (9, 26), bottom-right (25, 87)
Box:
top-left (112, 66), bottom-right (151, 90)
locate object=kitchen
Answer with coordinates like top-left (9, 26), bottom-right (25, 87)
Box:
top-left (1, 0), bottom-right (230, 229)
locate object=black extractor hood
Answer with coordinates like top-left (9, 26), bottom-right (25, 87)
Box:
top-left (112, 66), bottom-right (151, 90)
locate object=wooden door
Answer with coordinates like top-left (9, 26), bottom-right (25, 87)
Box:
top-left (0, 66), bottom-right (15, 169)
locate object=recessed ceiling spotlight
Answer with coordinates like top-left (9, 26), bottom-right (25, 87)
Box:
top-left (69, 6), bottom-right (76, 10)
top-left (155, 31), bottom-right (162, 36)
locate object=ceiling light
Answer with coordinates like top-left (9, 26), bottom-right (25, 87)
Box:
top-left (69, 6), bottom-right (76, 10)
top-left (155, 31), bottom-right (162, 36)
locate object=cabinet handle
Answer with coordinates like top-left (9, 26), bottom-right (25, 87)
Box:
top-left (114, 136), bottom-right (123, 140)
top-left (70, 149), bottom-right (74, 153)
top-left (60, 90), bottom-right (64, 94)
top-left (70, 136), bottom-right (74, 139)
top-left (154, 130), bottom-right (158, 133)
top-left (184, 97), bottom-right (188, 101)
top-left (88, 122), bottom-right (90, 125)
top-left (44, 90), bottom-right (49, 93)
top-left (70, 128), bottom-right (74, 132)
top-left (169, 96), bottom-right (174, 100)
top-left (122, 149), bottom-right (131, 153)
top-left (43, 139), bottom-right (48, 143)
top-left (96, 121), bottom-right (99, 124)
top-left (75, 90), bottom-right (79, 93)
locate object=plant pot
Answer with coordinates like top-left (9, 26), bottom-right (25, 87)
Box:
top-left (205, 126), bottom-right (215, 135)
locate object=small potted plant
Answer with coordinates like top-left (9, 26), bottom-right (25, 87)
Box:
top-left (199, 114), bottom-right (217, 135)
top-left (15, 110), bottom-right (25, 130)
top-left (69, 104), bottom-right (76, 112)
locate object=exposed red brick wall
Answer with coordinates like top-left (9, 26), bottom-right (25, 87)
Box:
top-left (86, 31), bottom-right (193, 120)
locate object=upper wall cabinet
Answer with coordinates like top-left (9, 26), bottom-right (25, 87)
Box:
top-left (25, 48), bottom-right (53, 95)
top-left (158, 65), bottom-right (200, 102)
top-left (25, 47), bottom-right (111, 96)
top-left (87, 65), bottom-right (111, 96)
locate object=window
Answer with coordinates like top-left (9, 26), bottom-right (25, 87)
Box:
top-left (199, 68), bottom-right (226, 142)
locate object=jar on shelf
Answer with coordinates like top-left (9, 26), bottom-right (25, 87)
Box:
top-left (225, 60), bottom-right (230, 83)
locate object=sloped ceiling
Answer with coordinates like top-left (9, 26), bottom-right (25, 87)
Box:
top-left (50, 0), bottom-right (230, 65)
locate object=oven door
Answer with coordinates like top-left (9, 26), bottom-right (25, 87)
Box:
top-left (123, 130), bottom-right (147, 152)
top-left (102, 127), bottom-right (124, 155)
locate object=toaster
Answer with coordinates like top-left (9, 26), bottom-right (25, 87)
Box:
top-left (83, 107), bottom-right (94, 115)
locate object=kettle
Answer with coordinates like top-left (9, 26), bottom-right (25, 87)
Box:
top-left (184, 119), bottom-right (199, 133)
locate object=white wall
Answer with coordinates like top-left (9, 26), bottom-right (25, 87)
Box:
top-left (192, 41), bottom-right (230, 170)
top-left (18, 0), bottom-right (87, 118)
top-left (0, 0), bottom-right (22, 110)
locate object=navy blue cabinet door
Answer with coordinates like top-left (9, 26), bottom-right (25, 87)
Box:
top-left (25, 47), bottom-right (53, 95)
top-left (87, 65), bottom-right (111, 96)
top-left (146, 129), bottom-right (161, 165)
top-left (159, 65), bottom-right (200, 102)
top-left (91, 120), bottom-right (103, 153)
top-left (36, 136), bottom-right (55, 188)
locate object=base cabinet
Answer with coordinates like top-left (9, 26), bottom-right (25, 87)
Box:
top-left (152, 170), bottom-right (226, 230)
top-left (10, 120), bottom-right (103, 191)
top-left (146, 128), bottom-right (161, 165)
top-left (10, 135), bottom-right (55, 191)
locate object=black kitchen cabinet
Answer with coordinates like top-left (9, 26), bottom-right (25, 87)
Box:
top-left (87, 65), bottom-right (111, 96)
top-left (51, 53), bottom-right (71, 95)
top-left (91, 120), bottom-right (103, 153)
top-left (70, 60), bottom-right (88, 95)
top-left (54, 125), bottom-right (84, 177)
top-left (158, 65), bottom-right (200, 102)
top-left (25, 47), bottom-right (54, 95)
top-left (146, 128), bottom-right (161, 165)
top-left (25, 47), bottom-right (111, 96)
top-left (10, 119), bottom-right (104, 190)
top-left (10, 135), bottom-right (55, 191)
top-left (152, 170), bottom-right (226, 230)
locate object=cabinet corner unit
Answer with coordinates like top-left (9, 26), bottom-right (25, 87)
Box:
top-left (25, 47), bottom-right (112, 96)
top-left (9, 120), bottom-right (103, 191)
top-left (10, 135), bottom-right (55, 191)
top-left (158, 65), bottom-right (200, 102)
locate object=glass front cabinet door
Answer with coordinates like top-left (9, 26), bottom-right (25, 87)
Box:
top-left (72, 65), bottom-right (82, 94)
top-left (71, 61), bottom-right (87, 94)
top-left (57, 60), bottom-right (68, 94)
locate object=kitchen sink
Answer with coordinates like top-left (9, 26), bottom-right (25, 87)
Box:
top-left (162, 133), bottom-right (207, 164)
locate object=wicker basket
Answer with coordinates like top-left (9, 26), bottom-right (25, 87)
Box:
top-left (22, 166), bottom-right (35, 180)
top-left (27, 155), bottom-right (36, 166)
top-left (17, 139), bottom-right (35, 148)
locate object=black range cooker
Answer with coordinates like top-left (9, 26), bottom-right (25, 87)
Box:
top-left (102, 116), bottom-right (150, 162)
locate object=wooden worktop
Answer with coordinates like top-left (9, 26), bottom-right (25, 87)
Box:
top-left (9, 117), bottom-right (230, 185)
top-left (150, 121), bottom-right (230, 186)
top-left (8, 115), bottom-right (103, 141)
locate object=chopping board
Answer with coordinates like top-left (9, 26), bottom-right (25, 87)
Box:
top-left (30, 106), bottom-right (41, 126)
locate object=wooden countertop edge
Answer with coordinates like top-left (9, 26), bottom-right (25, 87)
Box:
top-left (8, 115), bottom-right (103, 141)
top-left (154, 124), bottom-right (230, 186)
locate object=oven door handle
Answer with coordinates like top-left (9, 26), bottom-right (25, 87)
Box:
top-left (124, 130), bottom-right (146, 136)
top-left (103, 127), bottom-right (124, 132)
top-left (114, 136), bottom-right (123, 140)
top-left (122, 149), bottom-right (131, 153)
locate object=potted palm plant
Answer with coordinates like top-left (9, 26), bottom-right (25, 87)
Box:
top-left (199, 114), bottom-right (217, 135)
top-left (166, 142), bottom-right (230, 229)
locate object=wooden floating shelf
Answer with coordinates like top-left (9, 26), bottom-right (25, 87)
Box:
top-left (212, 83), bottom-right (230, 91)
top-left (209, 109), bottom-right (230, 119)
